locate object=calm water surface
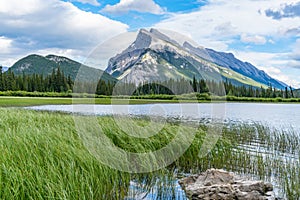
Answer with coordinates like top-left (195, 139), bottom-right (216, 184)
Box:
top-left (27, 103), bottom-right (300, 130)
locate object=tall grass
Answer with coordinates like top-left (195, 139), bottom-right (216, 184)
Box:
top-left (0, 108), bottom-right (299, 199)
top-left (0, 108), bottom-right (205, 199)
top-left (0, 109), bottom-right (131, 199)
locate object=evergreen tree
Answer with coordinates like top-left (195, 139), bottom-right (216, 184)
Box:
top-left (192, 76), bottom-right (197, 92)
top-left (290, 86), bottom-right (294, 98)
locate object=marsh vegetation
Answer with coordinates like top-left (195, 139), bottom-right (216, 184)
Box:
top-left (0, 108), bottom-right (298, 199)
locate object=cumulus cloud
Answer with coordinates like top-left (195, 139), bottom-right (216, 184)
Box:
top-left (70, 0), bottom-right (100, 6)
top-left (0, 36), bottom-right (13, 54)
top-left (265, 2), bottom-right (300, 20)
top-left (240, 34), bottom-right (267, 45)
top-left (0, 0), bottom-right (128, 66)
top-left (102, 0), bottom-right (165, 15)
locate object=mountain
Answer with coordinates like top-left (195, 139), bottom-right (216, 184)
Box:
top-left (105, 28), bottom-right (287, 89)
top-left (10, 54), bottom-right (116, 82)
top-left (183, 42), bottom-right (287, 89)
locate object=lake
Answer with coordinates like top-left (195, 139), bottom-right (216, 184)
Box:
top-left (27, 103), bottom-right (300, 130)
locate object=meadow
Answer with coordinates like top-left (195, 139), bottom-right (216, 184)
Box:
top-left (0, 108), bottom-right (299, 199)
top-left (0, 96), bottom-right (180, 107)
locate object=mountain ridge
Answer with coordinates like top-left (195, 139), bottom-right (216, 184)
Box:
top-left (9, 54), bottom-right (116, 82)
top-left (105, 28), bottom-right (287, 89)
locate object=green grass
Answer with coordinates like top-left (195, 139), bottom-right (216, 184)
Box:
top-left (0, 97), bottom-right (73, 107)
top-left (0, 97), bottom-right (182, 107)
top-left (0, 108), bottom-right (205, 199)
top-left (1, 91), bottom-right (300, 107)
top-left (0, 109), bottom-right (130, 199)
top-left (0, 108), bottom-right (299, 199)
top-left (1, 95), bottom-right (300, 108)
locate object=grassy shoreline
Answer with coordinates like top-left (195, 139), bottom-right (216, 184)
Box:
top-left (1, 94), bottom-right (300, 107)
top-left (0, 96), bottom-right (183, 107)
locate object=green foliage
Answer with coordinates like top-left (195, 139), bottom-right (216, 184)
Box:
top-left (0, 68), bottom-right (73, 93)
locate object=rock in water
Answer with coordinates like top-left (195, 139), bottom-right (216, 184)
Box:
top-left (179, 169), bottom-right (276, 200)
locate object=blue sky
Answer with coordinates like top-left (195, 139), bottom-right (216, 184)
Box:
top-left (0, 0), bottom-right (300, 87)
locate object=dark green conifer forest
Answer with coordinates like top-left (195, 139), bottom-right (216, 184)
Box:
top-left (0, 66), bottom-right (294, 98)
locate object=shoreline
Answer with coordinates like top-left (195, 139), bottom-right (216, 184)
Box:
top-left (1, 95), bottom-right (300, 107)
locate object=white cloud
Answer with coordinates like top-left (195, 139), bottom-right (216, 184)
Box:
top-left (289, 39), bottom-right (300, 64)
top-left (240, 34), bottom-right (267, 45)
top-left (0, 36), bottom-right (13, 54)
top-left (84, 31), bottom-right (138, 68)
top-left (155, 0), bottom-right (300, 47)
top-left (102, 0), bottom-right (165, 15)
top-left (232, 51), bottom-right (285, 70)
top-left (0, 0), bottom-right (128, 67)
top-left (263, 66), bottom-right (282, 75)
top-left (268, 39), bottom-right (275, 44)
top-left (70, 0), bottom-right (100, 6)
top-left (0, 0), bottom-right (42, 16)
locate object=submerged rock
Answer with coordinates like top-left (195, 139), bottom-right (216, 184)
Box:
top-left (179, 169), bottom-right (276, 200)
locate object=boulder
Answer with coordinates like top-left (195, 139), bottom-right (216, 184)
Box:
top-left (179, 169), bottom-right (276, 200)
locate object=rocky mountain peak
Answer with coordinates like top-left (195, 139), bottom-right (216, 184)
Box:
top-left (127, 28), bottom-right (182, 52)
top-left (149, 28), bottom-right (181, 47)
top-left (106, 28), bottom-right (178, 75)
top-left (128, 29), bottom-right (152, 51)
top-left (104, 28), bottom-right (287, 89)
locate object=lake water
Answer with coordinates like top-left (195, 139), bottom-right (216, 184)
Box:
top-left (27, 103), bottom-right (300, 131)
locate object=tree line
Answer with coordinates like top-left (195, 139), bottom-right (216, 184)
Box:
top-left (223, 79), bottom-right (294, 98)
top-left (0, 66), bottom-right (295, 98)
top-left (0, 66), bottom-right (73, 92)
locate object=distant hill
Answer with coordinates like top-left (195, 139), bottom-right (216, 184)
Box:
top-left (105, 28), bottom-right (287, 89)
top-left (10, 54), bottom-right (116, 82)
